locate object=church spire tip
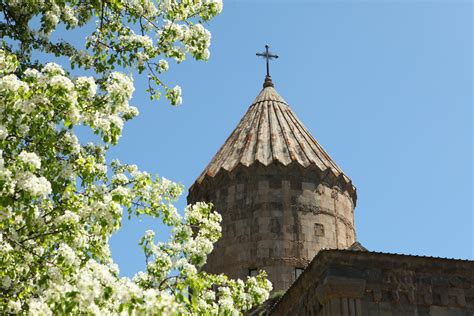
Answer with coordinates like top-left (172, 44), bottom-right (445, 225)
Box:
top-left (263, 75), bottom-right (274, 88)
top-left (256, 45), bottom-right (278, 88)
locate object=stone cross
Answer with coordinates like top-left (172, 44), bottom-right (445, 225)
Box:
top-left (256, 45), bottom-right (279, 77)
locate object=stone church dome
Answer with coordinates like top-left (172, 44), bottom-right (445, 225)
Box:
top-left (191, 78), bottom-right (356, 203)
top-left (188, 76), bottom-right (357, 292)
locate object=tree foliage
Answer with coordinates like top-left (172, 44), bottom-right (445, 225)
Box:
top-left (1, 0), bottom-right (222, 104)
top-left (0, 1), bottom-right (272, 314)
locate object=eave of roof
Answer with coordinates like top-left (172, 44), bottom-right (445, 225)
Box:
top-left (270, 248), bottom-right (474, 313)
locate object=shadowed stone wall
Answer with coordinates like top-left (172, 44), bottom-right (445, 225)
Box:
top-left (188, 163), bottom-right (356, 292)
top-left (270, 250), bottom-right (474, 316)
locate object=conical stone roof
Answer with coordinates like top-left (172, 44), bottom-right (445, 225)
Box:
top-left (193, 77), bottom-right (353, 190)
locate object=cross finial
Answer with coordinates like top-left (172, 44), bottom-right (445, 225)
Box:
top-left (256, 45), bottom-right (278, 87)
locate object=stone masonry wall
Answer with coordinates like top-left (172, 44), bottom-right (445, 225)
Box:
top-left (270, 250), bottom-right (474, 316)
top-left (188, 163), bottom-right (356, 292)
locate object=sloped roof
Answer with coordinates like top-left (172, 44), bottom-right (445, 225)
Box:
top-left (194, 77), bottom-right (352, 186)
top-left (270, 249), bottom-right (474, 314)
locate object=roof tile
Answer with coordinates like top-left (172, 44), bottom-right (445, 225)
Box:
top-left (194, 84), bottom-right (351, 185)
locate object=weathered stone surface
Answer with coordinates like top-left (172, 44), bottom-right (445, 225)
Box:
top-left (270, 250), bottom-right (474, 315)
top-left (189, 163), bottom-right (356, 292)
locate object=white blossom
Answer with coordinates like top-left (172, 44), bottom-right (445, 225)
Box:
top-left (119, 34), bottom-right (153, 48)
top-left (0, 125), bottom-right (7, 140)
top-left (18, 151), bottom-right (41, 169)
top-left (44, 11), bottom-right (60, 30)
top-left (167, 85), bottom-right (182, 106)
top-left (7, 300), bottom-right (22, 314)
top-left (58, 243), bottom-right (77, 266)
top-left (158, 59), bottom-right (169, 72)
top-left (50, 75), bottom-right (74, 91)
top-left (0, 74), bottom-right (29, 93)
top-left (109, 115), bottom-right (124, 130)
top-left (111, 186), bottom-right (130, 199)
top-left (63, 131), bottom-right (81, 153)
top-left (24, 68), bottom-right (40, 79)
top-left (112, 173), bottom-right (128, 185)
top-left (0, 50), bottom-right (18, 75)
top-left (17, 174), bottom-right (52, 197)
top-left (144, 230), bottom-right (155, 240)
top-left (106, 72), bottom-right (135, 105)
top-left (57, 210), bottom-right (80, 224)
top-left (28, 298), bottom-right (52, 316)
top-left (42, 62), bottom-right (64, 76)
top-left (124, 106), bottom-right (139, 119)
top-left (1, 275), bottom-right (11, 289)
top-left (76, 76), bottom-right (97, 99)
top-left (62, 5), bottom-right (78, 26)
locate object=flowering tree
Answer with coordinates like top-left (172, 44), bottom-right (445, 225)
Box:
top-left (0, 1), bottom-right (271, 315)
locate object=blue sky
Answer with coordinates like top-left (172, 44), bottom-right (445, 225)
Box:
top-left (100, 1), bottom-right (473, 277)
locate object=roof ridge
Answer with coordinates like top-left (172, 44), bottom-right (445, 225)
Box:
top-left (251, 86), bottom-right (288, 106)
